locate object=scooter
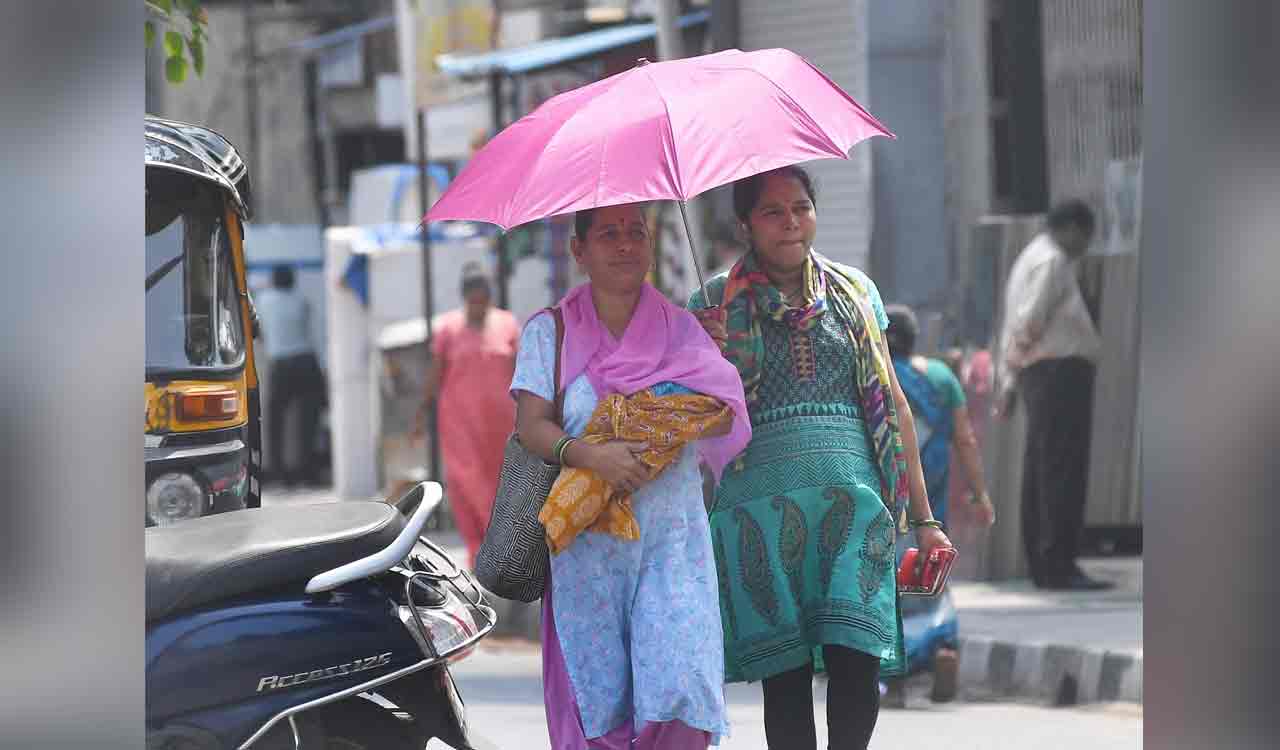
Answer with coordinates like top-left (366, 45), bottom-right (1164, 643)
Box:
top-left (145, 482), bottom-right (496, 749)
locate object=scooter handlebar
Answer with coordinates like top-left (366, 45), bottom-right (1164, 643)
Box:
top-left (304, 482), bottom-right (443, 594)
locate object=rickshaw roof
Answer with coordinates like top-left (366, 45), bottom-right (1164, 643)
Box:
top-left (146, 115), bottom-right (252, 220)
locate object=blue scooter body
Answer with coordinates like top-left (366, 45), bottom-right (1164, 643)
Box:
top-left (145, 485), bottom-right (485, 749)
top-left (146, 578), bottom-right (426, 747)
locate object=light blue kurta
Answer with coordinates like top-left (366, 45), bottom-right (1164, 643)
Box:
top-left (510, 312), bottom-right (729, 741)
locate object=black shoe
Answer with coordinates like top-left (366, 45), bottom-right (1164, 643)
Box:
top-left (1042, 571), bottom-right (1115, 591)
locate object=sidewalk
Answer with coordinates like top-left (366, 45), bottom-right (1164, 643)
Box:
top-left (951, 557), bottom-right (1143, 706)
top-left (260, 486), bottom-right (1141, 706)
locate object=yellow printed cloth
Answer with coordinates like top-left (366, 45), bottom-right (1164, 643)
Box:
top-left (539, 389), bottom-right (733, 555)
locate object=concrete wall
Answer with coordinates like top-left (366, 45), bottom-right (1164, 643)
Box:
top-left (148, 5), bottom-right (324, 225)
top-left (867, 0), bottom-right (948, 308)
top-left (942, 1), bottom-right (995, 345)
top-left (737, 0), bottom-right (873, 269)
top-left (865, 1), bottom-right (992, 344)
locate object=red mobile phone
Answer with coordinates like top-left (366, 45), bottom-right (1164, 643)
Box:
top-left (897, 546), bottom-right (958, 597)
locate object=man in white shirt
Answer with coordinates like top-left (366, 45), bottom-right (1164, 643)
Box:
top-left (996, 200), bottom-right (1111, 591)
top-left (255, 265), bottom-right (324, 485)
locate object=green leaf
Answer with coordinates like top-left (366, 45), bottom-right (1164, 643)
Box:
top-left (189, 36), bottom-right (205, 77)
top-left (153, 0), bottom-right (173, 15)
top-left (184, 1), bottom-right (208, 26)
top-left (165, 55), bottom-right (188, 84)
top-left (145, 21), bottom-right (156, 49)
top-left (164, 30), bottom-right (185, 58)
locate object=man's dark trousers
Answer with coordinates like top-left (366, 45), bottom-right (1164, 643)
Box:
top-left (268, 352), bottom-right (324, 483)
top-left (1019, 356), bottom-right (1095, 582)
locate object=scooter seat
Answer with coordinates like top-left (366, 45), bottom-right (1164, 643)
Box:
top-left (145, 501), bottom-right (405, 623)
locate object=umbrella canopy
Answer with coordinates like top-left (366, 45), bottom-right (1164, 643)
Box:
top-left (425, 48), bottom-right (894, 231)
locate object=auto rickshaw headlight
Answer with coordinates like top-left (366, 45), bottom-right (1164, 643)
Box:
top-left (146, 472), bottom-right (207, 526)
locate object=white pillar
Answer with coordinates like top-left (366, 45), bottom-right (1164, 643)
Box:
top-left (325, 227), bottom-right (380, 499)
top-left (394, 0), bottom-right (419, 161)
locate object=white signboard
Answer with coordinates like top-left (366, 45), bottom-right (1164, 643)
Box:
top-left (1102, 157), bottom-right (1143, 256)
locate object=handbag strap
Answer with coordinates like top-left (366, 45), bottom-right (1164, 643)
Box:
top-left (548, 306), bottom-right (566, 425)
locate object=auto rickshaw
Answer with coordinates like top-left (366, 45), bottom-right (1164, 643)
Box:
top-left (145, 116), bottom-right (261, 525)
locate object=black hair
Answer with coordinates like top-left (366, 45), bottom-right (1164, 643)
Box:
top-left (574, 208), bottom-right (595, 240)
top-left (709, 220), bottom-right (740, 247)
top-left (272, 265), bottom-right (295, 290)
top-left (574, 205), bottom-right (652, 240)
top-left (1046, 199), bottom-right (1096, 234)
top-left (732, 166), bottom-right (818, 222)
top-left (884, 304), bottom-right (919, 357)
top-left (460, 261), bottom-right (490, 295)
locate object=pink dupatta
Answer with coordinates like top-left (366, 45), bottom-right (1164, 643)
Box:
top-left (556, 282), bottom-right (750, 481)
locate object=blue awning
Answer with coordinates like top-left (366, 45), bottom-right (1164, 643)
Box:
top-left (436, 9), bottom-right (711, 78)
top-left (289, 15), bottom-right (395, 54)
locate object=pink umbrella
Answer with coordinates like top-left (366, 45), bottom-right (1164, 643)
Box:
top-left (425, 47), bottom-right (894, 303)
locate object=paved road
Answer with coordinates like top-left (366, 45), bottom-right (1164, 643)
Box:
top-left (451, 644), bottom-right (1141, 750)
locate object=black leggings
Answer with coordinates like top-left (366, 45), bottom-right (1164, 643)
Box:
top-left (762, 645), bottom-right (881, 750)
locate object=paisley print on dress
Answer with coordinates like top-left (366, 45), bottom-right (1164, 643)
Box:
top-left (857, 509), bottom-right (896, 604)
top-left (818, 487), bottom-right (856, 594)
top-left (714, 526), bottom-right (739, 637)
top-left (735, 506), bottom-right (779, 626)
top-left (772, 495), bottom-right (808, 612)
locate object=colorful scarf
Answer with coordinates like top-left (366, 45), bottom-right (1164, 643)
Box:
top-left (558, 282), bottom-right (750, 481)
top-left (719, 250), bottom-right (910, 529)
top-left (539, 389), bottom-right (734, 554)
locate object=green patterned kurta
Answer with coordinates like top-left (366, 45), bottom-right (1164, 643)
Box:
top-left (691, 273), bottom-right (905, 683)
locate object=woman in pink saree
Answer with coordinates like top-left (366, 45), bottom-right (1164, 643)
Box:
top-left (420, 263), bottom-right (520, 567)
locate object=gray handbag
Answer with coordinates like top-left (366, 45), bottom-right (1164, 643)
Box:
top-left (474, 308), bottom-right (564, 602)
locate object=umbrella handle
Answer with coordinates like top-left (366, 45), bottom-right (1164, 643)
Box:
top-left (678, 201), bottom-right (711, 308)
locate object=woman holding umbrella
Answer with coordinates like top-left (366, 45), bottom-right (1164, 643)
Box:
top-left (690, 167), bottom-right (953, 749)
top-left (510, 203), bottom-right (751, 749)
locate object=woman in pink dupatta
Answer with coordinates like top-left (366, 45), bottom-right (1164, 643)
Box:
top-left (509, 204), bottom-right (750, 750)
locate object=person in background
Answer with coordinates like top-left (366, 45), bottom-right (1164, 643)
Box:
top-left (940, 347), bottom-right (965, 381)
top-left (883, 304), bottom-right (995, 704)
top-left (690, 166), bottom-right (952, 750)
top-left (418, 262), bottom-right (520, 568)
top-left (887, 308), bottom-right (995, 531)
top-left (255, 265), bottom-right (325, 486)
top-left (947, 348), bottom-right (997, 545)
top-left (995, 199), bottom-right (1111, 591)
